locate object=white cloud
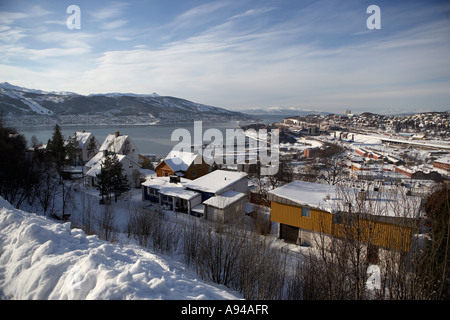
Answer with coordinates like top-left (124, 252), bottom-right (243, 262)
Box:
top-left (101, 19), bottom-right (128, 30)
top-left (0, 5), bottom-right (51, 25)
top-left (0, 11), bottom-right (28, 25)
top-left (72, 7), bottom-right (450, 111)
top-left (0, 25), bottom-right (27, 43)
top-left (89, 2), bottom-right (129, 21)
top-left (227, 7), bottom-right (277, 21)
top-left (1, 1), bottom-right (449, 113)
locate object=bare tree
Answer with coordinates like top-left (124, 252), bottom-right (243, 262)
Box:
top-left (127, 206), bottom-right (179, 255)
top-left (35, 164), bottom-right (59, 215)
top-left (80, 192), bottom-right (96, 235)
top-left (98, 203), bottom-right (117, 242)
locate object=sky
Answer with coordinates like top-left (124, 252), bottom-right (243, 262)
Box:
top-left (0, 0), bottom-right (449, 114)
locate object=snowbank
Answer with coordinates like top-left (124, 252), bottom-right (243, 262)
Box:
top-left (0, 197), bottom-right (240, 300)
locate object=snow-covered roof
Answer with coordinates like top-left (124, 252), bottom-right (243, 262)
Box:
top-left (268, 180), bottom-right (422, 219)
top-left (269, 181), bottom-right (337, 212)
top-left (84, 151), bottom-right (103, 168)
top-left (163, 150), bottom-right (202, 172)
top-left (142, 176), bottom-right (191, 188)
top-left (184, 170), bottom-right (248, 194)
top-left (435, 155), bottom-right (450, 165)
top-left (100, 134), bottom-right (128, 152)
top-left (203, 190), bottom-right (246, 209)
top-left (142, 176), bottom-right (199, 200)
top-left (160, 186), bottom-right (200, 201)
top-left (74, 131), bottom-right (93, 148)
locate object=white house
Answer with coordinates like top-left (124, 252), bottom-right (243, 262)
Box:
top-left (84, 153), bottom-right (141, 188)
top-left (73, 131), bottom-right (100, 163)
top-left (99, 131), bottom-right (139, 162)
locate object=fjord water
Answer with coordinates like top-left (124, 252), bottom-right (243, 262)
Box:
top-left (18, 116), bottom-right (282, 158)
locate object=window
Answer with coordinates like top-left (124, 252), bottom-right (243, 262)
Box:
top-left (333, 211), bottom-right (354, 226)
top-left (333, 212), bottom-right (343, 224)
top-left (302, 207), bottom-right (310, 218)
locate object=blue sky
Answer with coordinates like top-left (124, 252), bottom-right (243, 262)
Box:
top-left (1, 0), bottom-right (449, 114)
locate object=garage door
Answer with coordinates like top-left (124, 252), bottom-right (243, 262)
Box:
top-left (280, 224), bottom-right (299, 244)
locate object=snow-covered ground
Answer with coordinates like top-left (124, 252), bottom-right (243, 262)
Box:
top-left (0, 196), bottom-right (241, 300)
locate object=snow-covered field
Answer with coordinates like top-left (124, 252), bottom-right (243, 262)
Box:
top-left (0, 196), bottom-right (241, 300)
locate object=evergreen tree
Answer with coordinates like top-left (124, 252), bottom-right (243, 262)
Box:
top-left (86, 136), bottom-right (97, 159)
top-left (65, 134), bottom-right (79, 166)
top-left (47, 124), bottom-right (66, 167)
top-left (96, 154), bottom-right (130, 202)
top-left (0, 124), bottom-right (38, 208)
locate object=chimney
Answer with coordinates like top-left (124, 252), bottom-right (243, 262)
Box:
top-left (115, 131), bottom-right (120, 138)
top-left (169, 175), bottom-right (181, 184)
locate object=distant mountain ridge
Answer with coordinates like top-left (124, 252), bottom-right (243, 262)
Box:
top-left (240, 106), bottom-right (330, 116)
top-left (0, 82), bottom-right (253, 126)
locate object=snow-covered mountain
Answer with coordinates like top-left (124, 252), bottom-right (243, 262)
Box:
top-left (0, 82), bottom-right (252, 126)
top-left (0, 196), bottom-right (241, 300)
top-left (240, 106), bottom-right (330, 116)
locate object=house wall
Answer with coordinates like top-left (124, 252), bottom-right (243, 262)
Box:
top-left (184, 160), bottom-right (210, 180)
top-left (190, 194), bottom-right (202, 209)
top-left (122, 158), bottom-right (141, 188)
top-left (434, 161), bottom-right (450, 171)
top-left (394, 166), bottom-right (413, 178)
top-left (205, 196), bottom-right (247, 223)
top-left (156, 162), bottom-right (175, 177)
top-left (143, 186), bottom-right (160, 202)
top-left (270, 201), bottom-right (415, 252)
top-left (120, 138), bottom-right (139, 162)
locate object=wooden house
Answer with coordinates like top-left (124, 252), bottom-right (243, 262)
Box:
top-left (268, 181), bottom-right (422, 253)
top-left (155, 150), bottom-right (210, 180)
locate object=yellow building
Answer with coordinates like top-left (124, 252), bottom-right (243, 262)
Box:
top-left (268, 181), bottom-right (422, 253)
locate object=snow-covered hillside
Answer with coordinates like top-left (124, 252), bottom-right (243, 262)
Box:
top-left (0, 196), bottom-right (241, 300)
top-left (0, 82), bottom-right (252, 126)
